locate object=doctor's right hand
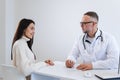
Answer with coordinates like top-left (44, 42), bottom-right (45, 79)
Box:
top-left (65, 60), bottom-right (75, 68)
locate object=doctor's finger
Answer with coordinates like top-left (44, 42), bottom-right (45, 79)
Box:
top-left (66, 60), bottom-right (74, 65)
top-left (76, 64), bottom-right (86, 70)
top-left (76, 65), bottom-right (82, 70)
top-left (81, 66), bottom-right (89, 71)
top-left (69, 60), bottom-right (75, 65)
top-left (66, 60), bottom-right (74, 68)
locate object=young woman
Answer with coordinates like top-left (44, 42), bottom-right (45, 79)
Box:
top-left (11, 18), bottom-right (54, 80)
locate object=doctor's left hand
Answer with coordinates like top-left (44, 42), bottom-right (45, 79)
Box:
top-left (76, 63), bottom-right (92, 71)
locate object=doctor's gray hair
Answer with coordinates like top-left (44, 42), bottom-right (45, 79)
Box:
top-left (84, 11), bottom-right (99, 22)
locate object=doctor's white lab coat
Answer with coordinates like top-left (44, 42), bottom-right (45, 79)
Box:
top-left (67, 30), bottom-right (119, 69)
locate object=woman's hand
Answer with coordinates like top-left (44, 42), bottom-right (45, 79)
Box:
top-left (44, 59), bottom-right (54, 66)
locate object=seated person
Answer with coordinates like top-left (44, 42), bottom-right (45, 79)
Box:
top-left (11, 18), bottom-right (54, 80)
top-left (65, 11), bottom-right (119, 70)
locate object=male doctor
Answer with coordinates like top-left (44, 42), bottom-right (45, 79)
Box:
top-left (66, 11), bottom-right (119, 70)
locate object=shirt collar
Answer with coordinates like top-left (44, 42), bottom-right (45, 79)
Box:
top-left (22, 36), bottom-right (30, 41)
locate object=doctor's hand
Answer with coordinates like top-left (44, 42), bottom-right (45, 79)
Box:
top-left (76, 63), bottom-right (92, 71)
top-left (44, 59), bottom-right (54, 66)
top-left (65, 60), bottom-right (75, 68)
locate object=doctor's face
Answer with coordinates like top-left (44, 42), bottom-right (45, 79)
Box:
top-left (24, 23), bottom-right (35, 39)
top-left (80, 15), bottom-right (97, 33)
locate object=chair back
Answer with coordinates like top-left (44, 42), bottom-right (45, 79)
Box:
top-left (1, 64), bottom-right (25, 80)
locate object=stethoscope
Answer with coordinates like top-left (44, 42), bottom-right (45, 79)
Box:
top-left (82, 30), bottom-right (103, 50)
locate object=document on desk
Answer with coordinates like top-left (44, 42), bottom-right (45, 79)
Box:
top-left (95, 70), bottom-right (120, 80)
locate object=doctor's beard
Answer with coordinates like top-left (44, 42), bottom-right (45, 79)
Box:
top-left (83, 29), bottom-right (90, 34)
top-left (83, 28), bottom-right (93, 35)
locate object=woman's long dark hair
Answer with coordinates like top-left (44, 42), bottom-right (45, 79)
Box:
top-left (11, 18), bottom-right (35, 60)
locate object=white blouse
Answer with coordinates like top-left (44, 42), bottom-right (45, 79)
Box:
top-left (12, 36), bottom-right (45, 76)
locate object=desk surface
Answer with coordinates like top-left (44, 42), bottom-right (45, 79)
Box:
top-left (32, 61), bottom-right (118, 80)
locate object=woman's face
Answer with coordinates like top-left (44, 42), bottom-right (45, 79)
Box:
top-left (24, 23), bottom-right (35, 39)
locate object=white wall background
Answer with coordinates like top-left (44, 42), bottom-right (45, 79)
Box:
top-left (0, 0), bottom-right (5, 64)
top-left (1, 0), bottom-right (120, 64)
top-left (0, 0), bottom-right (5, 74)
top-left (0, 0), bottom-right (15, 77)
top-left (5, 0), bottom-right (15, 64)
top-left (14, 0), bottom-right (120, 62)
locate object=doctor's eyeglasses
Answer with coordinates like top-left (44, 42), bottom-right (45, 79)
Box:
top-left (80, 21), bottom-right (97, 27)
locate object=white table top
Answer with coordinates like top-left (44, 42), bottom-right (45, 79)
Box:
top-left (32, 61), bottom-right (119, 80)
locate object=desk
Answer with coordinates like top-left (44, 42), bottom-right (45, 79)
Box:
top-left (31, 61), bottom-right (118, 80)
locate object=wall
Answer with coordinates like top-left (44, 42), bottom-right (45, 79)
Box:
top-left (5, 0), bottom-right (15, 64)
top-left (0, 0), bottom-right (5, 67)
top-left (0, 0), bottom-right (15, 78)
top-left (0, 0), bottom-right (15, 65)
top-left (5, 0), bottom-right (120, 64)
top-left (0, 0), bottom-right (5, 77)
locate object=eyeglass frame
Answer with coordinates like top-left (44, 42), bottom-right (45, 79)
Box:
top-left (80, 21), bottom-right (97, 27)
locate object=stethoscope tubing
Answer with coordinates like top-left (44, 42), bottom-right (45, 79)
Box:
top-left (82, 30), bottom-right (103, 50)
